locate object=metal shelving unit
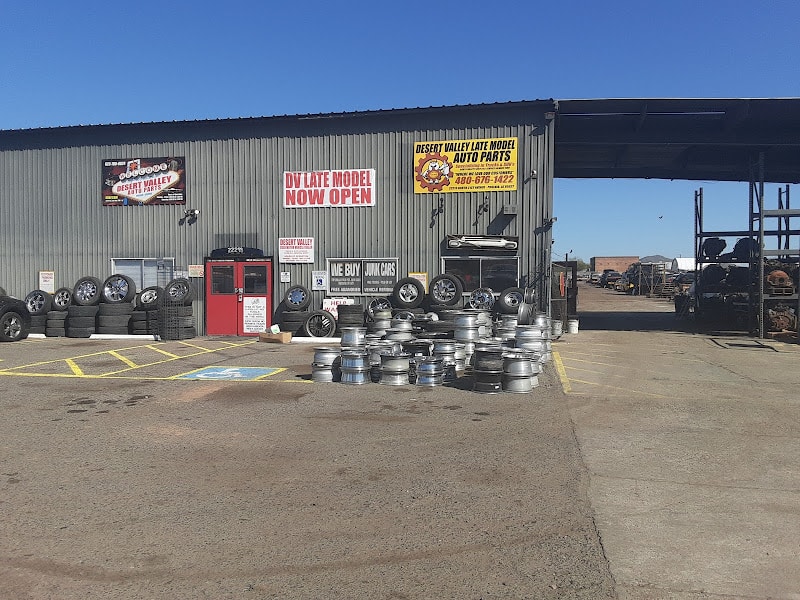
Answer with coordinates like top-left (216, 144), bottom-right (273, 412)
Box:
top-left (694, 171), bottom-right (798, 337)
top-left (755, 185), bottom-right (800, 338)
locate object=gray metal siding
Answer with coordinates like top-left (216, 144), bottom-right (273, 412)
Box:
top-left (0, 103), bottom-right (555, 333)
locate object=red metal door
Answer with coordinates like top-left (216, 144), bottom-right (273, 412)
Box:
top-left (205, 258), bottom-right (272, 336)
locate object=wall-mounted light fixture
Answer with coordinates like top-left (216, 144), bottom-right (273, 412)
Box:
top-left (184, 208), bottom-right (200, 218)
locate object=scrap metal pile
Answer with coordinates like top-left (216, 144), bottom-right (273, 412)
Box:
top-left (695, 237), bottom-right (798, 331)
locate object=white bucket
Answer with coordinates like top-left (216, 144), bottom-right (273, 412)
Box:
top-left (566, 319), bottom-right (579, 334)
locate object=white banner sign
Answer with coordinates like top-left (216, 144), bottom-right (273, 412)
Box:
top-left (242, 297), bottom-right (267, 334)
top-left (283, 169), bottom-right (376, 208)
top-left (278, 237), bottom-right (315, 263)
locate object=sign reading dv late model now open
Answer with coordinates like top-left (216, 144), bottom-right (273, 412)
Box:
top-left (283, 169), bottom-right (376, 208)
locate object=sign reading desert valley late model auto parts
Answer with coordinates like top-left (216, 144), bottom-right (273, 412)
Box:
top-left (284, 169), bottom-right (376, 208)
top-left (102, 157), bottom-right (186, 206)
top-left (414, 137), bottom-right (517, 193)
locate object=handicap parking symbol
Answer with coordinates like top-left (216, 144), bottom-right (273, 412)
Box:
top-left (178, 366), bottom-right (281, 381)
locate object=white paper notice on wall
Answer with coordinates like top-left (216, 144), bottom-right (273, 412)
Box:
top-left (280, 271), bottom-right (291, 283)
top-left (243, 297), bottom-right (267, 333)
top-left (312, 271), bottom-right (327, 291)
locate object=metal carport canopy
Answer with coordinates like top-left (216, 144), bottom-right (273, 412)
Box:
top-left (553, 98), bottom-right (800, 183)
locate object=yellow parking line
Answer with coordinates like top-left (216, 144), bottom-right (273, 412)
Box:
top-left (255, 368), bottom-right (286, 380)
top-left (108, 350), bottom-right (138, 369)
top-left (65, 359), bottom-right (84, 376)
top-left (147, 345), bottom-right (180, 358)
top-left (568, 377), bottom-right (666, 398)
top-left (560, 356), bottom-right (620, 368)
top-left (552, 351), bottom-right (571, 394)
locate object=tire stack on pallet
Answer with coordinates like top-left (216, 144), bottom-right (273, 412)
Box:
top-left (45, 287), bottom-right (73, 337)
top-left (46, 309), bottom-right (68, 337)
top-left (23, 289), bottom-right (52, 335)
top-left (279, 285), bottom-right (312, 336)
top-left (129, 286), bottom-right (162, 336)
top-left (157, 278), bottom-right (196, 340)
top-left (96, 274), bottom-right (136, 335)
top-left (66, 276), bottom-right (102, 338)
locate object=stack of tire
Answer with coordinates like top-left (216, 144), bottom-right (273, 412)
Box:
top-left (45, 287), bottom-right (73, 336)
top-left (157, 278), bottom-right (196, 340)
top-left (65, 274), bottom-right (138, 338)
top-left (23, 290), bottom-right (53, 335)
top-left (279, 285), bottom-right (312, 336)
top-left (129, 286), bottom-right (162, 336)
top-left (66, 276), bottom-right (103, 338)
top-left (336, 303), bottom-right (365, 331)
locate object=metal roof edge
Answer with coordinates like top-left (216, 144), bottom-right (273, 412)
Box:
top-left (0, 99), bottom-right (558, 135)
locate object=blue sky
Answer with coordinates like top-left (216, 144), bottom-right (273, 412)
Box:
top-left (2, 0), bottom-right (798, 263)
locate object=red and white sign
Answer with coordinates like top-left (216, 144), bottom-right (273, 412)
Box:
top-left (278, 237), bottom-right (315, 263)
top-left (283, 169), bottom-right (376, 208)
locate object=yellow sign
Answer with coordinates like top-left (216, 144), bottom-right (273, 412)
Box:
top-left (413, 137), bottom-right (518, 194)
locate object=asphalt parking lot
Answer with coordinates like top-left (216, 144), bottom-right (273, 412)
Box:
top-left (0, 330), bottom-right (613, 599)
top-left (2, 288), bottom-right (800, 599)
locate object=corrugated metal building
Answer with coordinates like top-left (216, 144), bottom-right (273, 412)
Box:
top-left (0, 100), bottom-right (556, 335)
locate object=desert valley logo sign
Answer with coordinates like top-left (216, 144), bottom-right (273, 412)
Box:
top-left (102, 157), bottom-right (186, 206)
top-left (413, 137), bottom-right (518, 194)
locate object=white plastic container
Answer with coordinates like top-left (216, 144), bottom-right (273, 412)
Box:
top-left (567, 319), bottom-right (579, 334)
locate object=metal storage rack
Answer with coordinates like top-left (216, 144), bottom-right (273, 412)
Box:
top-left (754, 183), bottom-right (800, 338)
top-left (694, 176), bottom-right (799, 337)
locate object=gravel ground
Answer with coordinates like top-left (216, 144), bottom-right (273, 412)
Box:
top-left (0, 339), bottom-right (615, 599)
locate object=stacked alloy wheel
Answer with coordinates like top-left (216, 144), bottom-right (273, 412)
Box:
top-left (67, 275), bottom-right (103, 337)
top-left (280, 285), bottom-right (311, 335)
top-left (158, 278), bottom-right (196, 340)
top-left (130, 286), bottom-right (162, 335)
top-left (45, 286), bottom-right (72, 336)
top-left (24, 289), bottom-right (52, 335)
top-left (95, 274), bottom-right (136, 334)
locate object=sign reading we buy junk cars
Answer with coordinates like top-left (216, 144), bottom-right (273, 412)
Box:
top-left (328, 259), bottom-right (398, 295)
top-left (283, 169), bottom-right (376, 208)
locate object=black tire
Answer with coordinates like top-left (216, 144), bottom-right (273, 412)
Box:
top-left (102, 274), bottom-right (136, 304)
top-left (130, 310), bottom-right (151, 322)
top-left (392, 278), bottom-right (426, 309)
top-left (162, 278), bottom-right (195, 305)
top-left (30, 315), bottom-right (47, 327)
top-left (24, 290), bottom-right (53, 316)
top-left (428, 274), bottom-right (464, 306)
top-left (68, 305), bottom-right (100, 317)
top-left (45, 327), bottom-right (66, 337)
top-left (281, 310), bottom-right (310, 323)
top-left (468, 288), bottom-right (495, 310)
top-left (302, 310), bottom-right (337, 337)
top-left (66, 327), bottom-right (94, 338)
top-left (0, 305), bottom-right (30, 342)
top-left (67, 316), bottom-right (97, 328)
top-left (47, 310), bottom-right (68, 321)
top-left (98, 315), bottom-right (132, 328)
top-left (96, 326), bottom-right (130, 335)
top-left (98, 302), bottom-right (134, 315)
top-left (135, 286), bottom-right (163, 311)
top-left (52, 287), bottom-right (73, 311)
top-left (366, 297), bottom-right (393, 318)
top-left (73, 277), bottom-right (102, 306)
top-left (497, 287), bottom-right (524, 314)
top-left (283, 285), bottom-right (312, 311)
top-left (129, 320), bottom-right (152, 331)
